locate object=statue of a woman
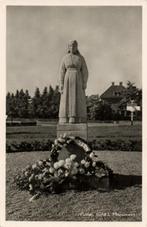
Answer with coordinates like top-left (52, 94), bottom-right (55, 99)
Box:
top-left (58, 40), bottom-right (88, 124)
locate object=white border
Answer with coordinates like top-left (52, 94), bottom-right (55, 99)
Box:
top-left (0, 0), bottom-right (146, 227)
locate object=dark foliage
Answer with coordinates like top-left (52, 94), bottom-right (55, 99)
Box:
top-left (6, 139), bottom-right (141, 153)
top-left (6, 86), bottom-right (60, 120)
top-left (6, 81), bottom-right (142, 121)
top-left (6, 139), bottom-right (53, 153)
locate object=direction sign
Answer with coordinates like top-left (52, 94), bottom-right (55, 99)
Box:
top-left (127, 105), bottom-right (141, 112)
top-left (126, 100), bottom-right (141, 125)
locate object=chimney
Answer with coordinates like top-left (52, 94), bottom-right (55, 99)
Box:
top-left (112, 82), bottom-right (115, 86)
top-left (119, 82), bottom-right (123, 86)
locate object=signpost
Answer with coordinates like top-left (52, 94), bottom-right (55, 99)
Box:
top-left (126, 100), bottom-right (141, 125)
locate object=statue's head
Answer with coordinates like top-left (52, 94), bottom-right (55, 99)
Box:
top-left (67, 40), bottom-right (79, 54)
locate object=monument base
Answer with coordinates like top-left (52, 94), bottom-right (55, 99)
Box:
top-left (57, 123), bottom-right (88, 141)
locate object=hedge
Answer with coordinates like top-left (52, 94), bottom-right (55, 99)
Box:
top-left (6, 139), bottom-right (53, 153)
top-left (6, 139), bottom-right (142, 153)
top-left (88, 139), bottom-right (142, 152)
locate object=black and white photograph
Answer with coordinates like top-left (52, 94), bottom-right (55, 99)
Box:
top-left (1, 0), bottom-right (147, 225)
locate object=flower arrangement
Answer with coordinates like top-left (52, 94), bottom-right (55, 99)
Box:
top-left (14, 134), bottom-right (113, 201)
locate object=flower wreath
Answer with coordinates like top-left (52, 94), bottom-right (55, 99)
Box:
top-left (50, 134), bottom-right (92, 162)
top-left (15, 134), bottom-right (113, 201)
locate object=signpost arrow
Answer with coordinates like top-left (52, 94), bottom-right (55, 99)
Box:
top-left (126, 100), bottom-right (141, 126)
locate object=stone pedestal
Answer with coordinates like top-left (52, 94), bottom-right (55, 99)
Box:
top-left (57, 123), bottom-right (88, 141)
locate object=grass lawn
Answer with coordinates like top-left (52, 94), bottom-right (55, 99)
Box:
top-left (6, 123), bottom-right (142, 142)
top-left (6, 150), bottom-right (142, 221)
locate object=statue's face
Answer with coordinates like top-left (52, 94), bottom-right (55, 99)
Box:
top-left (68, 42), bottom-right (77, 54)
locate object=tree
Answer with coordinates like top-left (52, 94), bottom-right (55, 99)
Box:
top-left (40, 87), bottom-right (50, 118)
top-left (47, 85), bottom-right (58, 118)
top-left (87, 95), bottom-right (100, 120)
top-left (51, 85), bottom-right (60, 118)
top-left (87, 95), bottom-right (113, 120)
top-left (15, 89), bottom-right (30, 118)
top-left (120, 81), bottom-right (142, 105)
top-left (6, 93), bottom-right (16, 120)
top-left (95, 101), bottom-right (113, 121)
top-left (23, 89), bottom-right (31, 118)
top-left (6, 92), bottom-right (11, 116)
top-left (31, 87), bottom-right (42, 118)
top-left (119, 81), bottom-right (142, 120)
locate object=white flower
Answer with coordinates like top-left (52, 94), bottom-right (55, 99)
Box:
top-left (66, 139), bottom-right (72, 144)
top-left (43, 168), bottom-right (49, 173)
top-left (74, 162), bottom-right (79, 168)
top-left (32, 163), bottom-right (37, 170)
top-left (83, 144), bottom-right (87, 150)
top-left (63, 133), bottom-right (67, 138)
top-left (58, 137), bottom-right (65, 143)
top-left (54, 139), bottom-right (58, 145)
top-left (54, 162), bottom-right (60, 169)
top-left (70, 154), bottom-right (77, 161)
top-left (77, 140), bottom-right (83, 148)
top-left (85, 162), bottom-right (90, 168)
top-left (35, 175), bottom-right (38, 180)
top-left (38, 160), bottom-right (43, 166)
top-left (65, 170), bottom-right (69, 177)
top-left (45, 161), bottom-right (51, 167)
top-left (87, 171), bottom-right (91, 176)
top-left (79, 168), bottom-right (85, 174)
top-left (92, 161), bottom-right (96, 167)
top-left (29, 174), bottom-right (34, 182)
top-left (24, 171), bottom-right (29, 177)
top-left (58, 169), bottom-right (64, 176)
top-left (85, 146), bottom-right (91, 152)
top-left (29, 184), bottom-right (33, 191)
top-left (89, 152), bottom-right (95, 159)
top-left (65, 158), bottom-right (71, 164)
top-left (64, 162), bottom-right (72, 169)
top-left (54, 171), bottom-right (58, 177)
top-left (71, 167), bottom-right (78, 175)
top-left (49, 167), bottom-right (55, 174)
top-left (81, 159), bottom-right (86, 165)
top-left (58, 160), bottom-right (65, 167)
top-left (38, 174), bottom-right (43, 180)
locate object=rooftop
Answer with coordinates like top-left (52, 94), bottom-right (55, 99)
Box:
top-left (100, 82), bottom-right (126, 99)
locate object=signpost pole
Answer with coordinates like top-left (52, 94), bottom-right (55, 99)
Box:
top-left (127, 100), bottom-right (140, 126)
top-left (131, 111), bottom-right (134, 126)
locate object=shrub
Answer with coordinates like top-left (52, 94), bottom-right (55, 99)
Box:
top-left (6, 139), bottom-right (142, 153)
top-left (88, 139), bottom-right (142, 152)
top-left (6, 139), bottom-right (53, 153)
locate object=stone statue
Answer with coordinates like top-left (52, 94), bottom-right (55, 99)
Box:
top-left (59, 40), bottom-right (88, 124)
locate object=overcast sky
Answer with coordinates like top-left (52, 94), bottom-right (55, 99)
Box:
top-left (6, 6), bottom-right (142, 96)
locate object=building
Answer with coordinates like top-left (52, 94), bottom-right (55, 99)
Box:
top-left (100, 82), bottom-right (126, 113)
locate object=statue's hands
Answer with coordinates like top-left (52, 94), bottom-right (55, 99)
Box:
top-left (60, 84), bottom-right (64, 94)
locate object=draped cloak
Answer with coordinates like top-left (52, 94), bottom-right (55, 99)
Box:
top-left (59, 53), bottom-right (88, 122)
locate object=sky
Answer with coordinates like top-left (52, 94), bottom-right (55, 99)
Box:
top-left (6, 6), bottom-right (142, 96)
